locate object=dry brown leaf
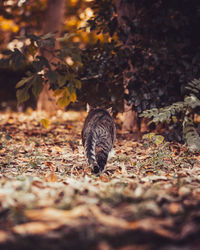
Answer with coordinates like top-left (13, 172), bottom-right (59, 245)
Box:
top-left (45, 161), bottom-right (56, 172)
top-left (51, 146), bottom-right (63, 153)
top-left (13, 222), bottom-right (59, 235)
top-left (100, 174), bottom-right (110, 182)
top-left (69, 141), bottom-right (78, 152)
top-left (168, 203), bottom-right (182, 214)
top-left (192, 189), bottom-right (200, 200)
top-left (0, 230), bottom-right (9, 243)
top-left (25, 205), bottom-right (89, 222)
top-left (120, 162), bottom-right (128, 175)
top-left (32, 180), bottom-right (44, 189)
top-left (178, 186), bottom-right (190, 197)
top-left (90, 205), bottom-right (175, 239)
top-left (90, 205), bottom-right (129, 229)
top-left (116, 149), bottom-right (122, 154)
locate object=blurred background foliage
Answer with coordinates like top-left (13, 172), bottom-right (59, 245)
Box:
top-left (0, 0), bottom-right (105, 109)
top-left (0, 0), bottom-right (97, 50)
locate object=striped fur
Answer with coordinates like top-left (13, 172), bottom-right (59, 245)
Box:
top-left (82, 106), bottom-right (115, 173)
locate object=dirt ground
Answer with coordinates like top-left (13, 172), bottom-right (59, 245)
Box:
top-left (0, 110), bottom-right (200, 250)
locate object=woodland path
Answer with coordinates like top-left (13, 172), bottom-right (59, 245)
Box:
top-left (0, 110), bottom-right (199, 250)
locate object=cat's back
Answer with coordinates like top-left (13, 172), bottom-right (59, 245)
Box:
top-left (82, 108), bottom-right (115, 145)
top-left (84, 108), bottom-right (113, 127)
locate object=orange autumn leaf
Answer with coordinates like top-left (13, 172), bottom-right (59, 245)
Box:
top-left (50, 172), bottom-right (57, 182)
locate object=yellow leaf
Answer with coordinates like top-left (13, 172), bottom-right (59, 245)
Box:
top-left (142, 133), bottom-right (164, 145)
top-left (154, 135), bottom-right (164, 145)
top-left (0, 148), bottom-right (6, 154)
top-left (54, 87), bottom-right (70, 97)
top-left (40, 119), bottom-right (50, 129)
top-left (172, 116), bottom-right (178, 123)
top-left (142, 133), bottom-right (155, 140)
top-left (57, 95), bottom-right (70, 108)
top-left (12, 25), bottom-right (19, 33)
top-left (8, 119), bottom-right (14, 124)
top-left (26, 107), bottom-right (33, 115)
top-left (53, 88), bottom-right (64, 96)
top-left (64, 87), bottom-right (70, 96)
top-left (70, 92), bottom-right (77, 103)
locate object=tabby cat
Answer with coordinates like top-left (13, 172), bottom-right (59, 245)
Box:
top-left (82, 104), bottom-right (116, 174)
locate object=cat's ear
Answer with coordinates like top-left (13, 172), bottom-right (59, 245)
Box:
top-left (107, 107), bottom-right (112, 114)
top-left (86, 103), bottom-right (93, 112)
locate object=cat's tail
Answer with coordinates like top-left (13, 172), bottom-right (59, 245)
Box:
top-left (96, 150), bottom-right (108, 172)
top-left (85, 133), bottom-right (100, 174)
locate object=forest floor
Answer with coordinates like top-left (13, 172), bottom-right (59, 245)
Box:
top-left (0, 110), bottom-right (200, 250)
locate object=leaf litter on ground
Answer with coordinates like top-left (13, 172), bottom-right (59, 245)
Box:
top-left (0, 110), bottom-right (200, 249)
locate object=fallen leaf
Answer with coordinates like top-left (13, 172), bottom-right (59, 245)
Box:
top-left (50, 172), bottom-right (57, 182)
top-left (40, 119), bottom-right (50, 129)
top-left (100, 174), bottom-right (110, 182)
top-left (45, 161), bottom-right (56, 172)
top-left (13, 222), bottom-right (59, 235)
top-left (25, 206), bottom-right (89, 222)
top-left (0, 230), bottom-right (9, 243)
top-left (168, 203), bottom-right (182, 214)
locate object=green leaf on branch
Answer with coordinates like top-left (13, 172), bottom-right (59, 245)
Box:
top-left (57, 74), bottom-right (68, 87)
top-left (8, 48), bottom-right (26, 69)
top-left (16, 75), bottom-right (34, 88)
top-left (16, 87), bottom-right (30, 104)
top-left (74, 79), bottom-right (82, 89)
top-left (67, 83), bottom-right (75, 95)
top-left (41, 33), bottom-right (56, 40)
top-left (66, 72), bottom-right (75, 82)
top-left (32, 75), bottom-right (43, 97)
top-left (56, 33), bottom-right (75, 42)
top-left (45, 70), bottom-right (57, 83)
top-left (36, 56), bottom-right (51, 69)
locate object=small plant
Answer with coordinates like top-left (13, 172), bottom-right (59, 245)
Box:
top-left (140, 79), bottom-right (200, 151)
top-left (138, 133), bottom-right (172, 174)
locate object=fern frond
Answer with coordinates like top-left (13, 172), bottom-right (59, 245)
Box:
top-left (184, 95), bottom-right (200, 109)
top-left (183, 116), bottom-right (200, 152)
top-left (140, 102), bottom-right (186, 124)
top-left (185, 78), bottom-right (200, 97)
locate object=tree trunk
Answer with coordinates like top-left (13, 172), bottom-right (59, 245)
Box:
top-left (115, 0), bottom-right (148, 136)
top-left (37, 0), bottom-right (66, 113)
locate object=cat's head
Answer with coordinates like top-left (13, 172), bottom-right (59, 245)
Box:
top-left (86, 103), bottom-right (112, 114)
